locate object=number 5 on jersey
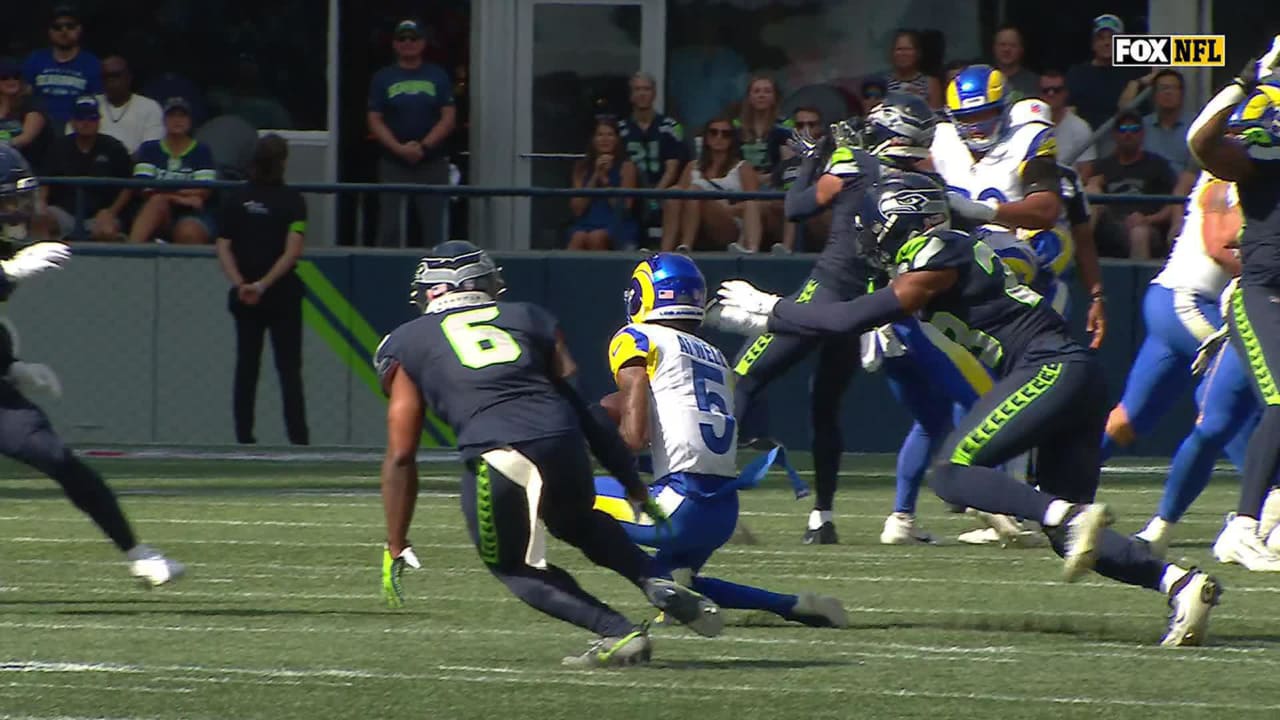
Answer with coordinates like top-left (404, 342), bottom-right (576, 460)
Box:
top-left (692, 359), bottom-right (736, 455)
top-left (441, 306), bottom-right (523, 369)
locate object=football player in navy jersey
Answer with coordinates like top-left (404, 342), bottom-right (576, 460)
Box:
top-left (712, 172), bottom-right (1221, 646)
top-left (374, 241), bottom-right (723, 667)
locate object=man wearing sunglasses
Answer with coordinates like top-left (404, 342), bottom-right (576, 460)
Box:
top-left (1086, 110), bottom-right (1178, 259)
top-left (1039, 70), bottom-right (1096, 180)
top-left (94, 55), bottom-right (162, 155)
top-left (21, 4), bottom-right (102, 128)
top-left (368, 18), bottom-right (456, 248)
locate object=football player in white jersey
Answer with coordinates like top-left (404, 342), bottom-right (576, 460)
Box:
top-left (592, 253), bottom-right (848, 627)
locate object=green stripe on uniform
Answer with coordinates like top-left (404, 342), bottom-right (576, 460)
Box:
top-left (1230, 286), bottom-right (1280, 405)
top-left (733, 278), bottom-right (819, 376)
top-left (476, 460), bottom-right (499, 565)
top-left (951, 362), bottom-right (1064, 465)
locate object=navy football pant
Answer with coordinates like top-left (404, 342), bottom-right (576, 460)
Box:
top-left (930, 358), bottom-right (1165, 591)
top-left (1226, 283), bottom-right (1280, 519)
top-left (0, 383), bottom-right (136, 551)
top-left (732, 277), bottom-right (859, 512)
top-left (459, 434), bottom-right (657, 637)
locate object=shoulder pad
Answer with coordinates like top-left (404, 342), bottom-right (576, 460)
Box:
top-left (899, 229), bottom-right (969, 272)
top-left (1021, 125), bottom-right (1057, 161)
top-left (608, 325), bottom-right (655, 378)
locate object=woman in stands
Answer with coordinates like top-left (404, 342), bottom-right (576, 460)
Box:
top-left (735, 75), bottom-right (791, 180)
top-left (662, 116), bottom-right (763, 253)
top-left (886, 30), bottom-right (942, 110)
top-left (0, 57), bottom-right (49, 167)
top-left (567, 118), bottom-right (638, 251)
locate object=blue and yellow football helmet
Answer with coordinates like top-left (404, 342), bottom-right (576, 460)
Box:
top-left (945, 64), bottom-right (1008, 153)
top-left (624, 253), bottom-right (707, 324)
top-left (1227, 84), bottom-right (1280, 160)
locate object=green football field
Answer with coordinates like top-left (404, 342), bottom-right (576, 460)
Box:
top-left (2, 454), bottom-right (1278, 720)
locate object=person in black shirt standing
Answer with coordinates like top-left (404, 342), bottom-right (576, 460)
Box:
top-left (215, 134), bottom-right (308, 445)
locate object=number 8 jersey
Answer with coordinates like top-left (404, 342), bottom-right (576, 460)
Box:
top-left (609, 323), bottom-right (738, 479)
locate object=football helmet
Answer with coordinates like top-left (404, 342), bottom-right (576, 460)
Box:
top-left (0, 146), bottom-right (37, 249)
top-left (864, 92), bottom-right (938, 165)
top-left (946, 65), bottom-right (1008, 153)
top-left (409, 240), bottom-right (505, 312)
top-left (857, 171), bottom-right (951, 270)
top-left (625, 252), bottom-right (707, 324)
top-left (1227, 84), bottom-right (1280, 160)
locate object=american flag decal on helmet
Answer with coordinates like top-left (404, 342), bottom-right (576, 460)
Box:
top-left (658, 289), bottom-right (675, 299)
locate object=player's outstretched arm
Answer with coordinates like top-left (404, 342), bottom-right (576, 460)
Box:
top-left (550, 336), bottom-right (644, 496)
top-left (381, 365), bottom-right (423, 558)
top-left (768, 269), bottom-right (956, 337)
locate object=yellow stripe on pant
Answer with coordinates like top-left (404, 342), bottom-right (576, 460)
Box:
top-left (1230, 285), bottom-right (1280, 406)
top-left (950, 363), bottom-right (1064, 466)
top-left (734, 278), bottom-right (819, 376)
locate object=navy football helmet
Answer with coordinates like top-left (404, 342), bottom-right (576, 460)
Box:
top-left (410, 240), bottom-right (506, 312)
top-left (0, 145), bottom-right (38, 250)
top-left (864, 92), bottom-right (938, 166)
top-left (857, 171), bottom-right (951, 270)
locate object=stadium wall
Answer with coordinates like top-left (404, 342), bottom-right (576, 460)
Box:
top-left (6, 247), bottom-right (1186, 456)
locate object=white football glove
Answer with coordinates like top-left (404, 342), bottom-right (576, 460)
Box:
top-left (717, 280), bottom-right (781, 315)
top-left (0, 242), bottom-right (72, 282)
top-left (704, 299), bottom-right (770, 336)
top-left (1191, 326), bottom-right (1231, 377)
top-left (9, 361), bottom-right (61, 400)
top-left (946, 191), bottom-right (999, 223)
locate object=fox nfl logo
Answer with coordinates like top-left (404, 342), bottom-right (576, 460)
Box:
top-left (1112, 35), bottom-right (1225, 67)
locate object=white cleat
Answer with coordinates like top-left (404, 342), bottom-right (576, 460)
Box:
top-left (879, 512), bottom-right (935, 545)
top-left (1062, 503), bottom-right (1113, 582)
top-left (1212, 514), bottom-right (1280, 571)
top-left (127, 544), bottom-right (185, 587)
top-left (1260, 488), bottom-right (1280, 542)
top-left (959, 511), bottom-right (1047, 548)
top-left (1161, 570), bottom-right (1222, 647)
top-left (1135, 516), bottom-right (1174, 559)
top-left (789, 592), bottom-right (849, 629)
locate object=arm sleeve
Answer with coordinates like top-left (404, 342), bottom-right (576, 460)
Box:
top-left (289, 191), bottom-right (308, 235)
top-left (373, 330), bottom-right (406, 395)
top-left (770, 286), bottom-right (908, 337)
top-left (133, 144), bottom-right (157, 178)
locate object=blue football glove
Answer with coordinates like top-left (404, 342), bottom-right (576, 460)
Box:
top-left (382, 544), bottom-right (421, 609)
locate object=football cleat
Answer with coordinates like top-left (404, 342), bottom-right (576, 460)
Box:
top-left (561, 626), bottom-right (652, 668)
top-left (1161, 569), bottom-right (1222, 647)
top-left (803, 522), bottom-right (839, 545)
top-left (788, 592), bottom-right (849, 628)
top-left (1212, 513), bottom-right (1280, 571)
top-left (879, 512), bottom-right (935, 545)
top-left (1135, 516), bottom-right (1175, 559)
top-left (1062, 503), bottom-right (1113, 582)
top-left (642, 577), bottom-right (723, 637)
top-left (127, 545), bottom-right (185, 587)
top-left (959, 510), bottom-right (1047, 548)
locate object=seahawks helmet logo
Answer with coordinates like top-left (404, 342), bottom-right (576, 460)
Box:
top-left (878, 189), bottom-right (946, 216)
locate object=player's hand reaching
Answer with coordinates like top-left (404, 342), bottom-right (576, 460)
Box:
top-left (1191, 325), bottom-right (1231, 377)
top-left (9, 361), bottom-right (62, 400)
top-left (382, 544), bottom-right (421, 609)
top-left (0, 242), bottom-right (71, 282)
top-left (1236, 35), bottom-right (1280, 90)
top-left (717, 280), bottom-right (781, 315)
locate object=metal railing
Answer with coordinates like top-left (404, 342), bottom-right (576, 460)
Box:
top-left (39, 176), bottom-right (1191, 244)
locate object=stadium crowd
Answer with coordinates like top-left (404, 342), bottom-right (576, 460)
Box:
top-left (0, 5), bottom-right (1189, 258)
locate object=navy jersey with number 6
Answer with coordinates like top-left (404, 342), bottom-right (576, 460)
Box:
top-left (374, 299), bottom-right (579, 457)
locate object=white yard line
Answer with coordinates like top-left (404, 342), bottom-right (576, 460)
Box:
top-left (0, 659), bottom-right (1274, 712)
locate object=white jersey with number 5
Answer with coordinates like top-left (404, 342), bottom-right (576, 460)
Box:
top-left (1152, 171), bottom-right (1238, 298)
top-left (608, 323), bottom-right (737, 479)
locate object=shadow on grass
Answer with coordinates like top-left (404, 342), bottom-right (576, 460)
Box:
top-left (655, 657), bottom-right (857, 670)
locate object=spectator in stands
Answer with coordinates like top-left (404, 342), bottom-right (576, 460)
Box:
top-left (885, 30), bottom-right (942, 110)
top-left (1040, 69), bottom-right (1096, 179)
top-left (1066, 14), bottom-right (1143, 134)
top-left (662, 116), bottom-right (762, 253)
top-left (566, 118), bottom-right (638, 251)
top-left (991, 26), bottom-right (1038, 102)
top-left (1086, 110), bottom-right (1178, 259)
top-left (0, 57), bottom-right (48, 161)
top-left (129, 97), bottom-right (217, 244)
top-left (1120, 68), bottom-right (1194, 175)
top-left (860, 77), bottom-right (887, 112)
top-left (618, 71), bottom-right (686, 245)
top-left (367, 17), bottom-right (455, 248)
top-left (37, 96), bottom-right (131, 242)
top-left (22, 4), bottom-right (102, 128)
top-left (95, 55), bottom-right (163, 155)
top-left (215, 134), bottom-right (309, 446)
top-left (734, 75), bottom-right (790, 181)
top-left (771, 106), bottom-right (830, 254)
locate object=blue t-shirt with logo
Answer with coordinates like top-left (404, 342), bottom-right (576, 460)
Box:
top-left (22, 48), bottom-right (103, 125)
top-left (133, 139), bottom-right (217, 182)
top-left (367, 62), bottom-right (454, 162)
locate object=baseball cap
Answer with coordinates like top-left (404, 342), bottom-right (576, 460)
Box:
top-left (163, 96), bottom-right (192, 115)
top-left (51, 3), bottom-right (79, 22)
top-left (394, 19), bottom-right (422, 38)
top-left (1093, 14), bottom-right (1124, 35)
top-left (0, 57), bottom-right (19, 77)
top-left (1114, 109), bottom-right (1143, 127)
top-left (71, 96), bottom-right (99, 120)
